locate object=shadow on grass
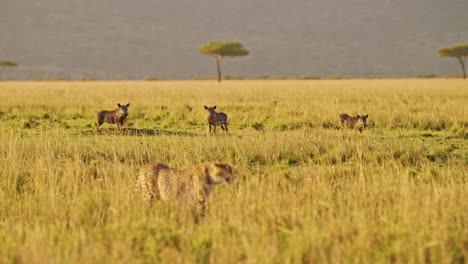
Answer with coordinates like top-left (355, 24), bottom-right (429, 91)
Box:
top-left (83, 127), bottom-right (201, 137)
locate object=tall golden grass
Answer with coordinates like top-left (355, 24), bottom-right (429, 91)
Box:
top-left (0, 80), bottom-right (466, 263)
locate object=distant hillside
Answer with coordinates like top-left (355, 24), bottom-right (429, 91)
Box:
top-left (1, 0), bottom-right (467, 79)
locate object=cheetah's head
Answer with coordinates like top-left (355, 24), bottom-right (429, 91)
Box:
top-left (206, 162), bottom-right (234, 185)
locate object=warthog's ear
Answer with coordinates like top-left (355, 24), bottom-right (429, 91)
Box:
top-left (364, 114), bottom-right (368, 118)
top-left (117, 103), bottom-right (122, 107)
top-left (204, 106), bottom-right (208, 110)
top-left (357, 114), bottom-right (361, 118)
top-left (213, 105), bottom-right (217, 109)
top-left (126, 103), bottom-right (130, 107)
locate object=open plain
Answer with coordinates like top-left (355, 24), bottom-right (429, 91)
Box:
top-left (0, 79), bottom-right (466, 263)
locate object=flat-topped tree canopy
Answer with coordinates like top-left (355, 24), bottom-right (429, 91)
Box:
top-left (199, 42), bottom-right (249, 59)
top-left (439, 43), bottom-right (468, 79)
top-left (199, 42), bottom-right (249, 82)
top-left (439, 43), bottom-right (468, 57)
top-left (0, 61), bottom-right (18, 80)
top-left (0, 61), bottom-right (18, 67)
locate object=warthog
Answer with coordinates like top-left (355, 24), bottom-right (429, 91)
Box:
top-left (339, 113), bottom-right (369, 133)
top-left (96, 103), bottom-right (130, 131)
top-left (204, 105), bottom-right (228, 134)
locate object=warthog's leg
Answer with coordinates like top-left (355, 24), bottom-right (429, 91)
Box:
top-left (221, 124), bottom-right (228, 134)
top-left (96, 120), bottom-right (103, 132)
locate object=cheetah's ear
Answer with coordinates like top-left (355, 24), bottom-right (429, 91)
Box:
top-left (194, 163), bottom-right (209, 177)
top-left (213, 162), bottom-right (224, 169)
top-left (214, 163), bottom-right (232, 173)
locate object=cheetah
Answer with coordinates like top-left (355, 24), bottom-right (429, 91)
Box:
top-left (136, 162), bottom-right (234, 217)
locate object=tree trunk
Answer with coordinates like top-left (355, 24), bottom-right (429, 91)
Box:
top-left (215, 57), bottom-right (222, 82)
top-left (458, 57), bottom-right (466, 79)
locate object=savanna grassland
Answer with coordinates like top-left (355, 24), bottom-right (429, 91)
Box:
top-left (0, 79), bottom-right (466, 263)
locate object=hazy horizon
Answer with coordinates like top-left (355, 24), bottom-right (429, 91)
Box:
top-left (1, 0), bottom-right (467, 79)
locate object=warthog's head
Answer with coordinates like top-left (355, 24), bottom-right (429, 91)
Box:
top-left (117, 103), bottom-right (130, 117)
top-left (204, 105), bottom-right (217, 115)
top-left (356, 114), bottom-right (369, 128)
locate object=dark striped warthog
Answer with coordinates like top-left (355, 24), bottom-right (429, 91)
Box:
top-left (204, 105), bottom-right (228, 134)
top-left (96, 103), bottom-right (130, 131)
top-left (339, 113), bottom-right (369, 133)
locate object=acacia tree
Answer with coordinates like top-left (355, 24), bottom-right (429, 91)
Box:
top-left (439, 43), bottom-right (468, 79)
top-left (0, 61), bottom-right (18, 80)
top-left (199, 42), bottom-right (249, 82)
